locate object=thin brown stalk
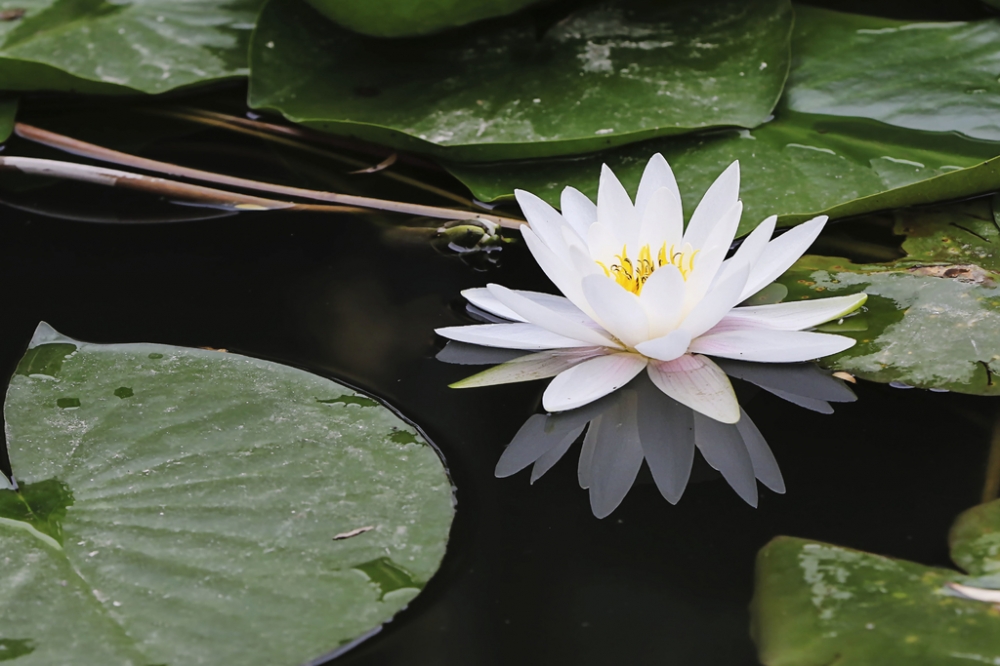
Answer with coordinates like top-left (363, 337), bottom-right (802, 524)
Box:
top-left (15, 123), bottom-right (525, 228)
top-left (145, 107), bottom-right (472, 207)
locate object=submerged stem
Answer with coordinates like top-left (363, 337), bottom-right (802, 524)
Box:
top-left (982, 411), bottom-right (1000, 503)
top-left (14, 123), bottom-right (526, 228)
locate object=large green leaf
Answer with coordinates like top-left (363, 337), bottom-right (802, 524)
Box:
top-left (248, 0), bottom-right (793, 161)
top-left (0, 323), bottom-right (454, 665)
top-left (786, 5), bottom-right (1000, 142)
top-left (775, 198), bottom-right (1000, 395)
top-left (0, 0), bottom-right (265, 95)
top-left (448, 111), bottom-right (1000, 236)
top-left (302, 0), bottom-right (544, 37)
top-left (751, 500), bottom-right (1000, 665)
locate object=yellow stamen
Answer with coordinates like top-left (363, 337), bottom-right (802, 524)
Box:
top-left (599, 241), bottom-right (699, 294)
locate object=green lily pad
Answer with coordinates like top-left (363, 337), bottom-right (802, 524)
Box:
top-left (0, 0), bottom-right (265, 95)
top-left (775, 198), bottom-right (1000, 395)
top-left (248, 0), bottom-right (793, 161)
top-left (0, 97), bottom-right (16, 143)
top-left (751, 499), bottom-right (1000, 665)
top-left (302, 0), bottom-right (544, 37)
top-left (0, 323), bottom-right (454, 665)
top-left (786, 5), bottom-right (1000, 142)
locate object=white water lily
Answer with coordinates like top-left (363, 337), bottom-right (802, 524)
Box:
top-left (436, 155), bottom-right (867, 423)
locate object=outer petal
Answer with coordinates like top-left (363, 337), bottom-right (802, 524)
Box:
top-left (647, 354), bottom-right (740, 424)
top-left (560, 186), bottom-right (597, 240)
top-left (722, 293), bottom-right (868, 331)
top-left (542, 352), bottom-right (647, 412)
top-left (638, 263), bottom-right (686, 338)
top-left (461, 287), bottom-right (525, 322)
top-left (717, 215), bottom-right (776, 284)
top-left (521, 226), bottom-right (592, 315)
top-left (514, 189), bottom-right (575, 263)
top-left (690, 329), bottom-right (857, 362)
top-left (581, 275), bottom-right (650, 348)
top-left (741, 215), bottom-right (827, 300)
top-left (682, 200), bottom-right (743, 307)
top-left (635, 329), bottom-right (692, 362)
top-left (597, 164), bottom-right (639, 249)
top-left (637, 187), bottom-right (684, 255)
top-left (487, 284), bottom-right (620, 348)
top-left (436, 323), bottom-right (596, 350)
top-left (679, 261), bottom-right (750, 339)
top-left (683, 160), bottom-right (740, 250)
top-left (450, 347), bottom-right (608, 388)
top-left (635, 153), bottom-right (682, 222)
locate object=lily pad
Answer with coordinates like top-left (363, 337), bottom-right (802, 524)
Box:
top-left (0, 323), bottom-right (454, 665)
top-left (248, 0), bottom-right (793, 161)
top-left (0, 0), bottom-right (265, 95)
top-left (751, 499), bottom-right (1000, 665)
top-left (302, 0), bottom-right (544, 37)
top-left (775, 198), bottom-right (1000, 395)
top-left (786, 5), bottom-right (1000, 142)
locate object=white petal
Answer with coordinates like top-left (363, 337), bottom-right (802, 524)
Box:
top-left (637, 186), bottom-right (684, 253)
top-left (723, 293), bottom-right (868, 331)
top-left (741, 215), bottom-right (827, 301)
top-left (735, 409), bottom-right (785, 493)
top-left (521, 226), bottom-right (590, 312)
top-left (639, 263), bottom-right (686, 338)
top-left (542, 352), bottom-right (647, 412)
top-left (515, 189), bottom-right (576, 264)
top-left (461, 287), bottom-right (525, 322)
top-left (637, 379), bottom-right (695, 504)
top-left (451, 347), bottom-right (607, 388)
top-left (718, 215), bottom-right (776, 284)
top-left (436, 323), bottom-right (597, 350)
top-left (680, 261), bottom-right (750, 339)
top-left (582, 275), bottom-right (650, 347)
top-left (597, 164), bottom-right (638, 249)
top-left (947, 583), bottom-right (1000, 603)
top-left (647, 354), bottom-right (740, 423)
top-left (683, 160), bottom-right (740, 250)
top-left (694, 413), bottom-right (758, 507)
top-left (635, 329), bottom-right (692, 362)
top-left (690, 329), bottom-right (857, 362)
top-left (487, 284), bottom-right (620, 348)
top-left (635, 153), bottom-right (682, 222)
top-left (682, 201), bottom-right (743, 306)
top-left (560, 186), bottom-right (597, 239)
top-left (587, 220), bottom-right (622, 263)
top-left (588, 389), bottom-right (643, 518)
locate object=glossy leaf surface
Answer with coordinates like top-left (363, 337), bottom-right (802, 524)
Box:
top-left (0, 0), bottom-right (264, 95)
top-left (752, 499), bottom-right (1000, 665)
top-left (0, 324), bottom-right (454, 665)
top-left (302, 0), bottom-right (543, 37)
top-left (249, 0), bottom-right (792, 160)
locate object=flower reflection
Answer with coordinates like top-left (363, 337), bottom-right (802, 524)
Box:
top-left (439, 342), bottom-right (856, 517)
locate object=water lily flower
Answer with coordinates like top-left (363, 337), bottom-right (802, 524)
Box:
top-left (436, 155), bottom-right (866, 424)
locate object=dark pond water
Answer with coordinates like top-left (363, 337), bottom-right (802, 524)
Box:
top-left (0, 96), bottom-right (995, 666)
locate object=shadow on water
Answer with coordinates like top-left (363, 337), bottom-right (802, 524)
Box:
top-left (0, 100), bottom-right (994, 665)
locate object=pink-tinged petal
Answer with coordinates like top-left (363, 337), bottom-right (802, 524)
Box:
top-left (560, 186), bottom-right (597, 240)
top-left (521, 226), bottom-right (590, 311)
top-left (452, 347), bottom-right (608, 388)
top-left (682, 200), bottom-right (743, 305)
top-left (741, 215), bottom-right (827, 300)
top-left (637, 186), bottom-right (684, 254)
top-left (487, 284), bottom-right (620, 348)
top-left (679, 261), bottom-right (750, 339)
top-left (461, 287), bottom-right (526, 322)
top-left (542, 352), bottom-right (647, 412)
top-left (639, 263), bottom-right (686, 337)
top-left (647, 354), bottom-right (740, 424)
top-left (436, 323), bottom-right (597, 350)
top-left (690, 329), bottom-right (856, 362)
top-left (683, 161), bottom-right (740, 250)
top-left (723, 293), bottom-right (868, 331)
top-left (514, 189), bottom-right (574, 263)
top-left (597, 164), bottom-right (638, 248)
top-left (635, 329), bottom-right (692, 362)
top-left (693, 413), bottom-right (758, 507)
top-left (582, 275), bottom-right (650, 347)
top-left (635, 153), bottom-right (682, 222)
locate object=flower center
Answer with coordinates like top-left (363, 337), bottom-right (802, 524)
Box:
top-left (596, 243), bottom-right (699, 295)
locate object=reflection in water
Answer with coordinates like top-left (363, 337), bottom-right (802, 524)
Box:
top-left (440, 342), bottom-right (855, 517)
